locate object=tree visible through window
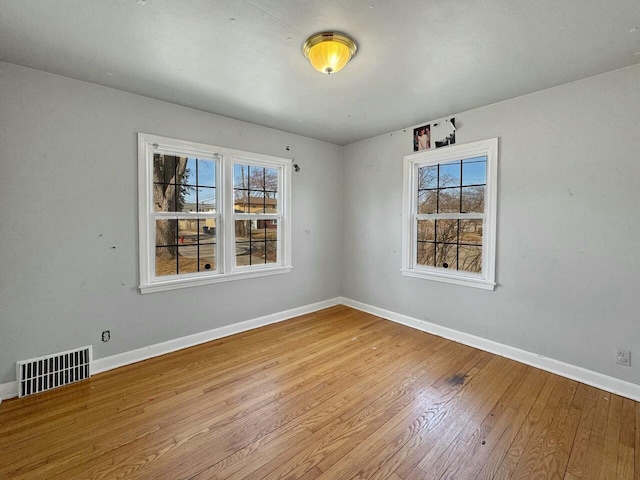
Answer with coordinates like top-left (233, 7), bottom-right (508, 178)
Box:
top-left (138, 133), bottom-right (292, 294)
top-left (153, 154), bottom-right (217, 277)
top-left (233, 164), bottom-right (280, 266)
top-left (402, 138), bottom-right (498, 290)
top-left (416, 157), bottom-right (486, 273)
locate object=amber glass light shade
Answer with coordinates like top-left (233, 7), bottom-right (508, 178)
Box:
top-left (302, 32), bottom-right (357, 74)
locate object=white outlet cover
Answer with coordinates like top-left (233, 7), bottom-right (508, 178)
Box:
top-left (616, 349), bottom-right (631, 366)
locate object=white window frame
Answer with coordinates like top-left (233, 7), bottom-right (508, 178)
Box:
top-left (401, 138), bottom-right (498, 290)
top-left (138, 133), bottom-right (292, 294)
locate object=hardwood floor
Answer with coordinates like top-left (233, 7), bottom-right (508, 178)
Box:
top-left (0, 305), bottom-right (637, 479)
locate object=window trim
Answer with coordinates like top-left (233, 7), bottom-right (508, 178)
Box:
top-left (401, 138), bottom-right (498, 290)
top-left (138, 133), bottom-right (292, 294)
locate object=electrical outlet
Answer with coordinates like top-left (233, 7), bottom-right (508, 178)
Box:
top-left (101, 330), bottom-right (111, 343)
top-left (616, 348), bottom-right (631, 366)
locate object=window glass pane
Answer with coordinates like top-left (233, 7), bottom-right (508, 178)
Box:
top-left (436, 219), bottom-right (458, 243)
top-left (199, 244), bottom-right (216, 271)
top-left (249, 165), bottom-right (265, 190)
top-left (250, 242), bottom-right (267, 264)
top-left (265, 241), bottom-right (278, 264)
top-left (459, 246), bottom-right (482, 273)
top-left (153, 154), bottom-right (176, 184)
top-left (462, 158), bottom-right (486, 186)
top-left (153, 184), bottom-right (177, 212)
top-left (178, 246), bottom-right (199, 274)
top-left (459, 219), bottom-right (483, 245)
top-left (439, 162), bottom-right (461, 188)
top-left (461, 186), bottom-right (485, 213)
top-left (197, 158), bottom-right (216, 187)
top-left (417, 242), bottom-right (435, 267)
top-left (246, 195), bottom-right (279, 213)
top-left (418, 165), bottom-right (437, 189)
top-left (153, 155), bottom-right (190, 212)
top-left (174, 157), bottom-right (191, 212)
top-left (234, 164), bottom-right (249, 189)
top-left (264, 167), bottom-right (279, 193)
top-left (265, 193), bottom-right (278, 213)
top-left (198, 219), bottom-right (216, 244)
top-left (235, 219), bottom-right (278, 266)
top-left (417, 220), bottom-right (435, 242)
top-left (181, 186), bottom-right (197, 211)
top-left (249, 195), bottom-right (266, 213)
top-left (418, 190), bottom-right (437, 214)
top-left (183, 158), bottom-right (197, 186)
top-left (235, 220), bottom-right (251, 266)
top-left (436, 243), bottom-right (457, 269)
top-left (438, 188), bottom-right (460, 213)
top-left (178, 219), bottom-right (198, 245)
top-left (197, 187), bottom-right (216, 212)
top-left (155, 247), bottom-right (178, 276)
top-left (155, 219), bottom-right (177, 246)
top-left (234, 191), bottom-right (249, 213)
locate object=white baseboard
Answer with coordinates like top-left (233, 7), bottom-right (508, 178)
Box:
top-left (92, 297), bottom-right (341, 375)
top-left (4, 296), bottom-right (637, 403)
top-left (340, 297), bottom-right (640, 402)
top-left (0, 381), bottom-right (17, 402)
top-left (0, 297), bottom-right (342, 402)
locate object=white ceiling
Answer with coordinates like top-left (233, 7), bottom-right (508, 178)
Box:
top-left (1, 1), bottom-right (639, 145)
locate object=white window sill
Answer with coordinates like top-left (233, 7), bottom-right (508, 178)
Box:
top-left (139, 266), bottom-right (293, 294)
top-left (401, 268), bottom-right (496, 290)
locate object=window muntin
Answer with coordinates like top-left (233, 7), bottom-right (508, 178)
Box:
top-left (139, 134), bottom-right (292, 293)
top-left (402, 138), bottom-right (498, 290)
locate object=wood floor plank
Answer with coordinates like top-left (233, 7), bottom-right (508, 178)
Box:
top-left (457, 366), bottom-right (549, 480)
top-left (406, 362), bottom-right (530, 480)
top-left (616, 397), bottom-right (636, 480)
top-left (0, 306), bottom-right (636, 480)
top-left (527, 380), bottom-right (583, 480)
top-left (544, 382), bottom-right (588, 478)
top-left (222, 334), bottom-right (456, 480)
top-left (579, 390), bottom-right (615, 480)
top-left (503, 376), bottom-right (578, 479)
top-left (7, 315), bottom-right (397, 478)
top-left (397, 357), bottom-right (522, 479)
top-left (598, 395), bottom-right (623, 480)
top-left (481, 373), bottom-right (561, 479)
top-left (319, 355), bottom-right (520, 479)
top-left (0, 307), bottom-right (357, 444)
top-left (565, 384), bottom-right (601, 479)
top-left (55, 358), bottom-right (389, 476)
top-left (365, 352), bottom-right (496, 480)
top-left (425, 365), bottom-right (543, 480)
top-left (187, 326), bottom-right (445, 480)
top-left (74, 319), bottom-right (432, 480)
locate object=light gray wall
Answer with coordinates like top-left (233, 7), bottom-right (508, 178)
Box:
top-left (0, 62), bottom-right (343, 384)
top-left (2, 60), bottom-right (639, 389)
top-left (342, 64), bottom-right (640, 385)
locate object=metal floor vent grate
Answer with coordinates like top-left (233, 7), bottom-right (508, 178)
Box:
top-left (17, 346), bottom-right (92, 397)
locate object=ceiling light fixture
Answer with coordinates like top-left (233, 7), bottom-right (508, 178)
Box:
top-left (302, 32), bottom-right (357, 74)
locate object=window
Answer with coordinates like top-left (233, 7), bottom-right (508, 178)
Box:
top-left (401, 138), bottom-right (498, 289)
top-left (138, 134), bottom-right (292, 293)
